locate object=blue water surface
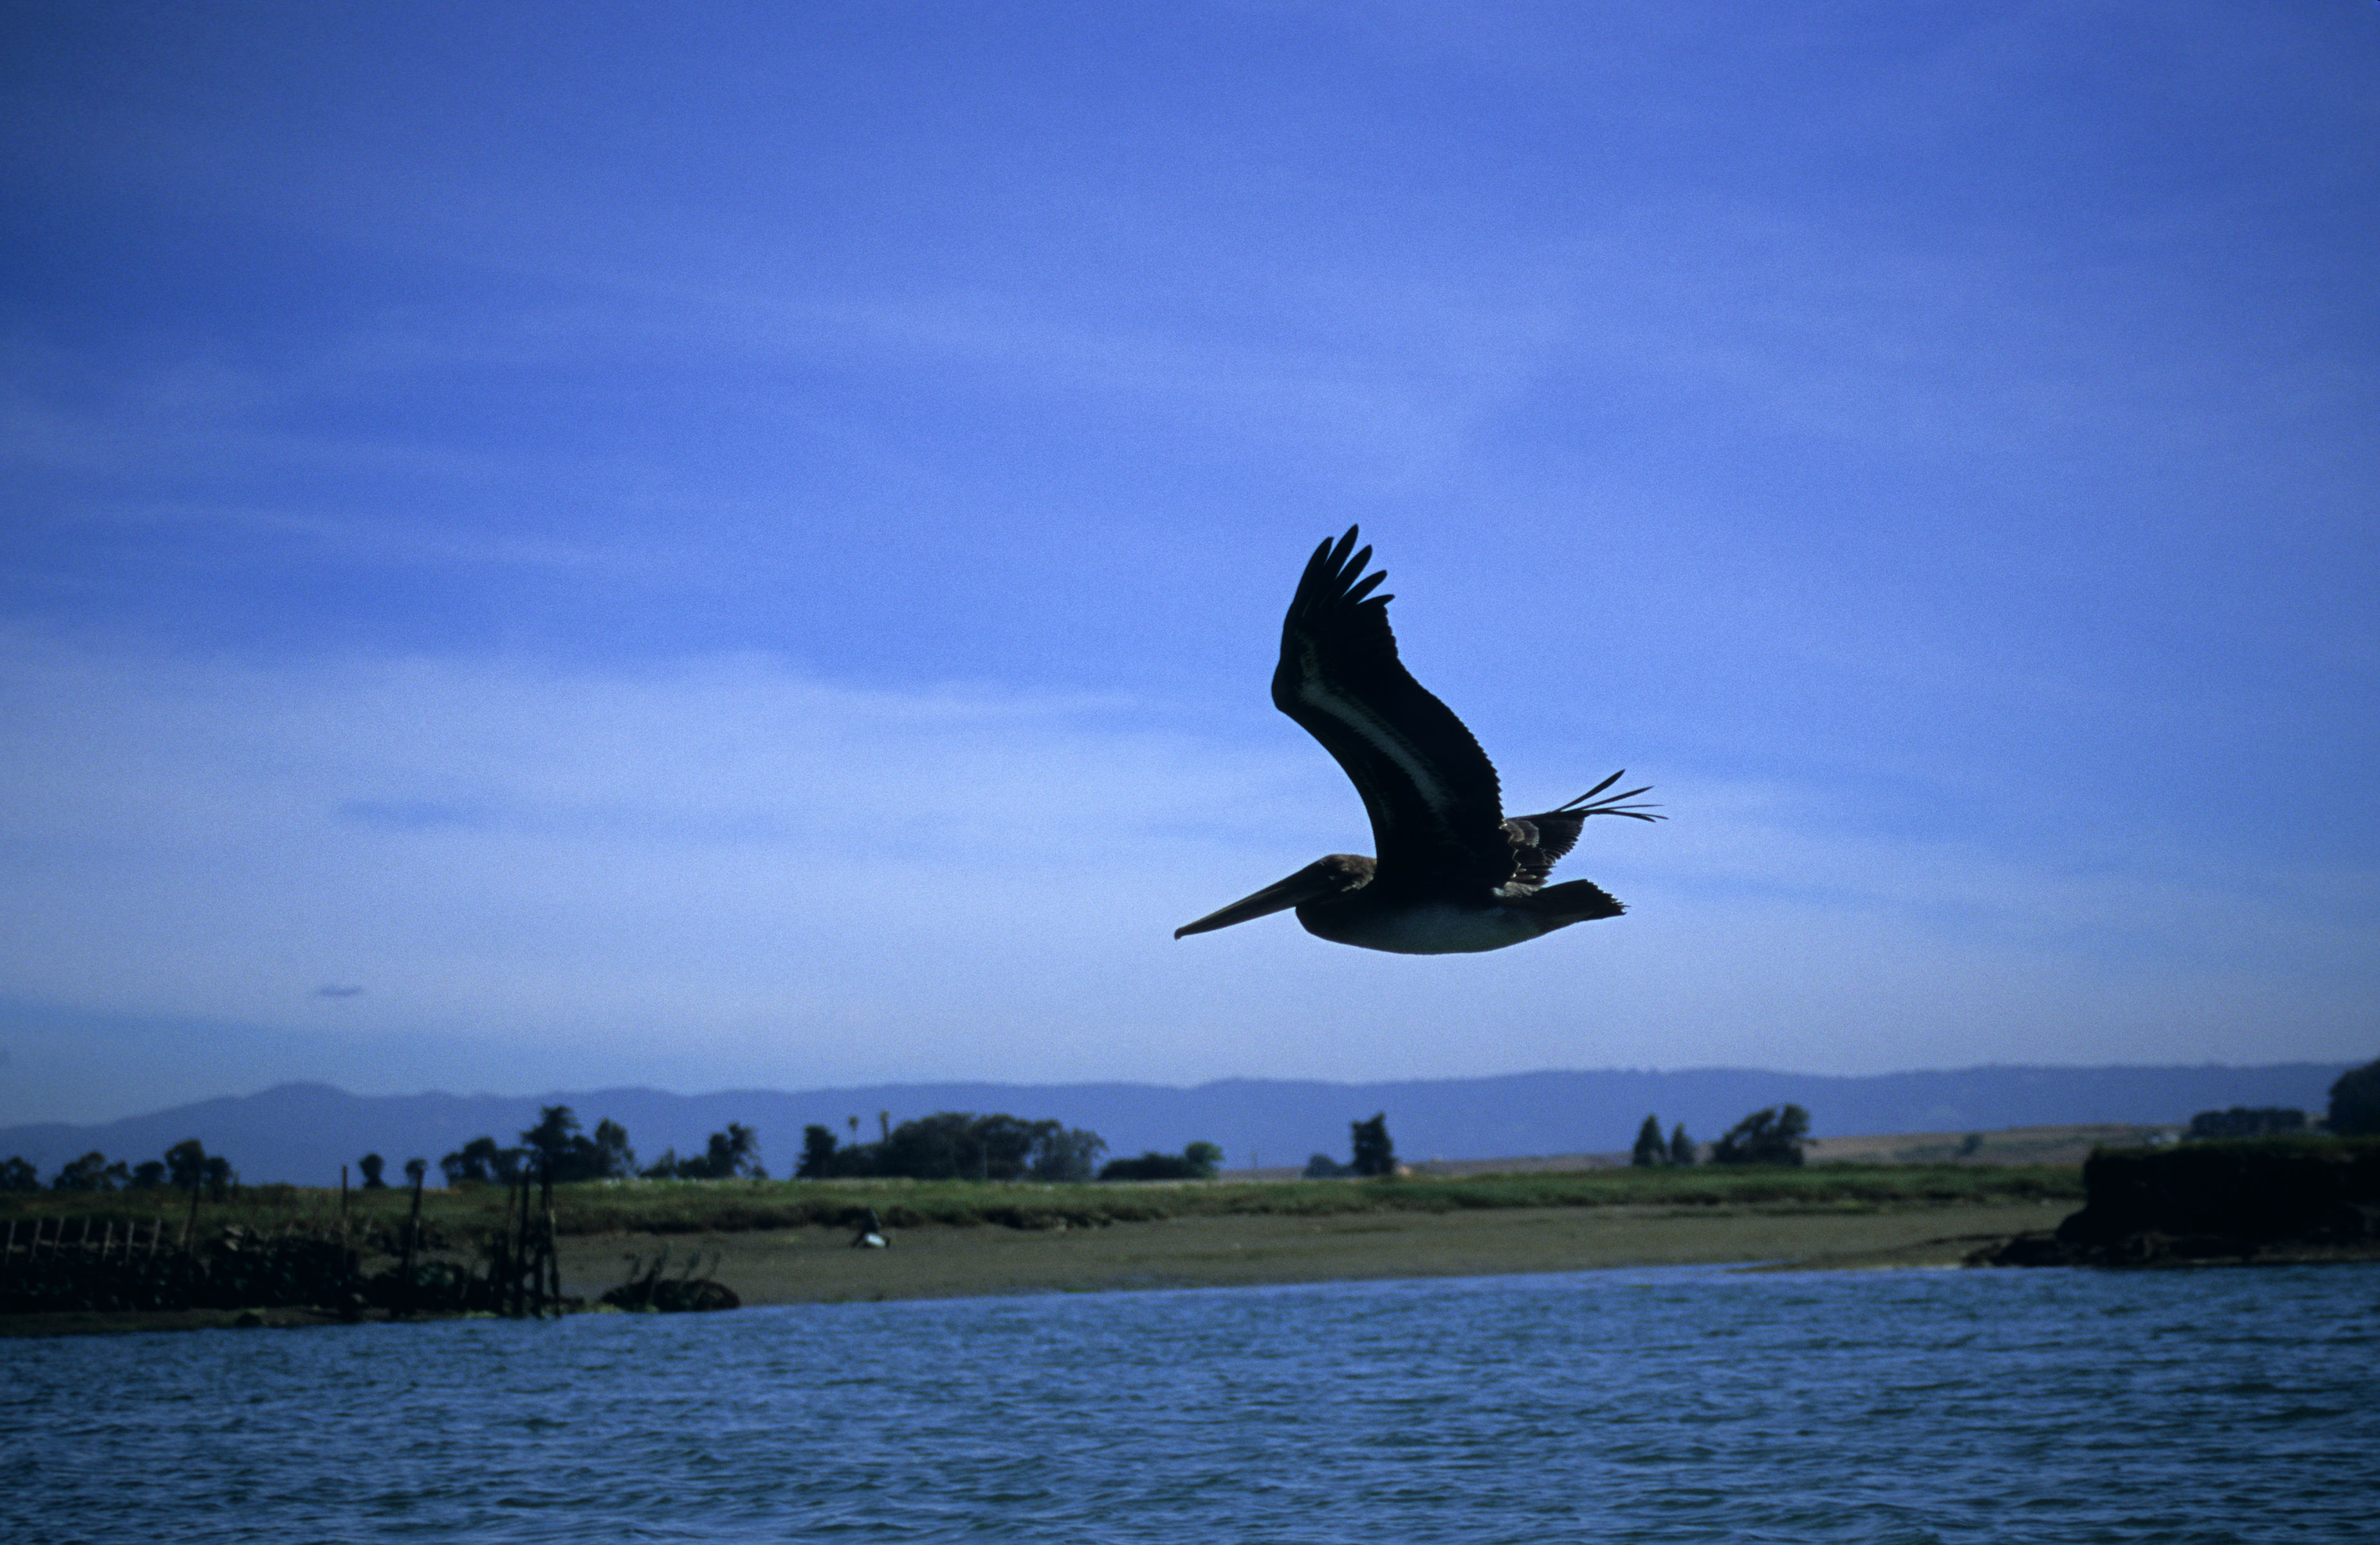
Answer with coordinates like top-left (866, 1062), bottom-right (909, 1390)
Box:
top-left (5, 1263), bottom-right (2375, 1543)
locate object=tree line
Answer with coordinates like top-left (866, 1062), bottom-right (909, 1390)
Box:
top-left (1633, 1104), bottom-right (1813, 1167)
top-left (20, 1057), bottom-right (2369, 1200)
top-left (0, 1138), bottom-right (235, 1195)
top-left (424, 1106), bottom-right (764, 1187)
top-left (2185, 1060), bottom-right (2380, 1140)
top-left (801, 1111), bottom-right (1088, 1182)
top-left (794, 1110), bottom-right (1240, 1183)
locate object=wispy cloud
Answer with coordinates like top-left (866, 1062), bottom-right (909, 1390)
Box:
top-left (0, 629), bottom-right (2366, 1120)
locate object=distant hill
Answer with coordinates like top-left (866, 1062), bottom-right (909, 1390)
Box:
top-left (0, 1064), bottom-right (2352, 1186)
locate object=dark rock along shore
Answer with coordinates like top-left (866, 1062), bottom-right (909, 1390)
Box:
top-left (1975, 1139), bottom-right (2380, 1267)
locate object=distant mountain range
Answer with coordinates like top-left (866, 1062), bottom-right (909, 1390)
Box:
top-left (0, 1063), bottom-right (2352, 1186)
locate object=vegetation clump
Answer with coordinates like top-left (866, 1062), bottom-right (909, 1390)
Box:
top-left (1349, 1113), bottom-right (1396, 1176)
top-left (797, 1111), bottom-right (1108, 1183)
top-left (1098, 1142), bottom-right (1223, 1182)
top-left (1710, 1105), bottom-right (1812, 1167)
top-left (1631, 1115), bottom-right (1700, 1167)
top-left (441, 1105), bottom-right (660, 1184)
top-left (1976, 1135), bottom-right (2380, 1268)
top-left (642, 1121), bottom-right (764, 1180)
top-left (2185, 1106), bottom-right (2306, 1140)
top-left (2328, 1056), bottom-right (2380, 1137)
top-left (0, 1137), bottom-right (234, 1196)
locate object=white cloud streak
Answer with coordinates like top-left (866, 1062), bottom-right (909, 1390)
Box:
top-left (0, 631), bottom-right (2368, 1122)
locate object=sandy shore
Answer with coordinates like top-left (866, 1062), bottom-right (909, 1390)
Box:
top-left (557, 1200), bottom-right (2069, 1307)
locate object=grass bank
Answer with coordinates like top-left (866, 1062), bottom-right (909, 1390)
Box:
top-left (1, 1163), bottom-right (2085, 1243)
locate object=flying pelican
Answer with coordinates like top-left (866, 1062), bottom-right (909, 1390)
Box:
top-left (1176, 526), bottom-right (1660, 955)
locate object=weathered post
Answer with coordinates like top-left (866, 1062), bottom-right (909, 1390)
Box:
top-left (545, 1158), bottom-right (560, 1314)
top-left (521, 1172), bottom-right (540, 1317)
top-left (498, 1173), bottom-right (519, 1317)
top-left (398, 1162), bottom-right (426, 1317)
top-left (502, 1173), bottom-right (518, 1317)
top-left (518, 1172), bottom-right (533, 1317)
top-left (531, 1158), bottom-right (554, 1319)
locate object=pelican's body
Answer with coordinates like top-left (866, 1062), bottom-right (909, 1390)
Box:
top-left (1176, 528), bottom-right (1659, 955)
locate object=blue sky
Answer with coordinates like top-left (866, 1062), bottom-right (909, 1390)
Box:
top-left (2, 3), bottom-right (2374, 1124)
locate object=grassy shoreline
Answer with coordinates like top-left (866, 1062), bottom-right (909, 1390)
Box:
top-left (3, 1167), bottom-right (2087, 1334)
top-left (3, 1196), bottom-right (2077, 1335)
top-left (0, 1162), bottom-right (2085, 1242)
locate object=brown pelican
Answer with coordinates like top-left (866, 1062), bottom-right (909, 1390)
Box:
top-left (1176, 527), bottom-right (1660, 955)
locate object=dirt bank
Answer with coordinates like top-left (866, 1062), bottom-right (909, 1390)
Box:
top-left (556, 1200), bottom-right (2069, 1306)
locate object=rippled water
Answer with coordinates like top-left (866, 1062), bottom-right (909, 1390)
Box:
top-left (6, 1263), bottom-right (2375, 1542)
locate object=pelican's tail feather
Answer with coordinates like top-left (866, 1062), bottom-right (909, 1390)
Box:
top-left (1521, 877), bottom-right (1626, 924)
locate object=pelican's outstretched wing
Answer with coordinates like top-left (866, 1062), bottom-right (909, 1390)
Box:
top-left (1271, 527), bottom-right (1510, 887)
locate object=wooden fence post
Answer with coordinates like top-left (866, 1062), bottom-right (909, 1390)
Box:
top-left (398, 1166), bottom-right (425, 1317)
top-left (513, 1173), bottom-right (531, 1317)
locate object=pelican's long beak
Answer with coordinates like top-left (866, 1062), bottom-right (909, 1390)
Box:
top-left (1174, 861), bottom-right (1344, 938)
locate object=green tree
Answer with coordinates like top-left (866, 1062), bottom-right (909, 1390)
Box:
top-left (1669, 1123), bottom-right (1696, 1167)
top-left (1350, 1112), bottom-right (1396, 1177)
top-left (1028, 1126), bottom-right (1108, 1182)
top-left (358, 1153), bottom-right (389, 1189)
top-left (590, 1119), bottom-right (637, 1178)
top-left (51, 1150), bottom-right (129, 1191)
top-left (129, 1160), bottom-right (167, 1189)
top-left (797, 1124), bottom-right (843, 1179)
top-left (699, 1122), bottom-right (764, 1179)
top-left (440, 1135), bottom-right (524, 1187)
top-left (1098, 1142), bottom-right (1223, 1182)
top-left (2186, 1107), bottom-right (2306, 1140)
top-left (648, 1122), bottom-right (765, 1180)
top-left (519, 1105), bottom-right (635, 1182)
top-left (969, 1114), bottom-right (1055, 1180)
top-left (1710, 1104), bottom-right (1811, 1166)
top-left (520, 1105), bottom-right (585, 1177)
top-left (796, 1111), bottom-right (1105, 1182)
top-left (2324, 1057), bottom-right (2380, 1136)
top-left (1631, 1113), bottom-right (1667, 1167)
top-left (164, 1138), bottom-right (233, 1196)
top-left (1303, 1152), bottom-right (1351, 1178)
top-left (0, 1155), bottom-right (41, 1191)
top-left (872, 1111), bottom-right (973, 1180)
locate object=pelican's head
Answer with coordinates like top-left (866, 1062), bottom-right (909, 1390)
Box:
top-left (1174, 854), bottom-right (1374, 938)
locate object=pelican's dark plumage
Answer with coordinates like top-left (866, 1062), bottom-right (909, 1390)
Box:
top-left (1176, 527), bottom-right (1660, 954)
